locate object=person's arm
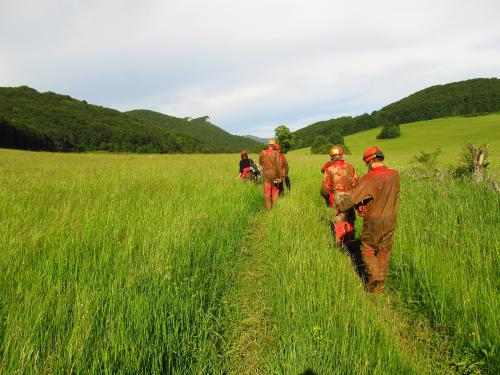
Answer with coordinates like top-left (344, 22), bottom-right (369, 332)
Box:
top-left (321, 161), bottom-right (330, 173)
top-left (276, 152), bottom-right (285, 179)
top-left (281, 155), bottom-right (289, 175)
top-left (325, 167), bottom-right (334, 192)
top-left (335, 175), bottom-right (373, 212)
top-left (352, 165), bottom-right (359, 187)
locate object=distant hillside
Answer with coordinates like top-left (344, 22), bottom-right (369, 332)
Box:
top-left (126, 110), bottom-right (261, 153)
top-left (293, 78), bottom-right (500, 148)
top-left (244, 135), bottom-right (267, 144)
top-left (342, 113), bottom-right (500, 168)
top-left (0, 86), bottom-right (259, 153)
top-left (0, 86), bottom-right (204, 153)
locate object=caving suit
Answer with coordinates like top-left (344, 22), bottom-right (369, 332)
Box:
top-left (335, 165), bottom-right (400, 293)
top-left (323, 160), bottom-right (358, 245)
top-left (259, 147), bottom-right (284, 209)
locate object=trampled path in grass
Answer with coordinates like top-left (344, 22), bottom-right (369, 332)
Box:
top-left (225, 198), bottom-right (441, 374)
top-left (225, 215), bottom-right (270, 374)
top-left (224, 150), bottom-right (497, 374)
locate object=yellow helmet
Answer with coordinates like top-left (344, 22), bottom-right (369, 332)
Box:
top-left (267, 138), bottom-right (277, 146)
top-left (329, 146), bottom-right (344, 157)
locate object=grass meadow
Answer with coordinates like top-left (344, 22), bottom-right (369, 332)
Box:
top-left (0, 115), bottom-right (499, 374)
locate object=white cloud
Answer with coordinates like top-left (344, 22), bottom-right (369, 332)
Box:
top-left (1, 0), bottom-right (499, 137)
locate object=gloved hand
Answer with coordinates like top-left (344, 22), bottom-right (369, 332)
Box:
top-left (355, 204), bottom-right (367, 217)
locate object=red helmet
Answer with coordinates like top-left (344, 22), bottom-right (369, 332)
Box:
top-left (275, 143), bottom-right (281, 151)
top-left (329, 145), bottom-right (344, 157)
top-left (363, 146), bottom-right (384, 163)
top-left (240, 150), bottom-right (248, 158)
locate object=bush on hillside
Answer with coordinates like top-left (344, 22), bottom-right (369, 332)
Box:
top-left (310, 135), bottom-right (350, 155)
top-left (377, 124), bottom-right (401, 139)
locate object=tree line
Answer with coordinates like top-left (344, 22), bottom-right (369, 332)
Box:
top-left (294, 77), bottom-right (500, 150)
top-left (0, 86), bottom-right (260, 153)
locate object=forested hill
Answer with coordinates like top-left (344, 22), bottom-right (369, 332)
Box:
top-left (0, 86), bottom-right (260, 153)
top-left (293, 78), bottom-right (500, 148)
top-left (126, 110), bottom-right (261, 153)
top-left (243, 135), bottom-right (267, 144)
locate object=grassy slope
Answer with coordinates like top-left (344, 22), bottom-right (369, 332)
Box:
top-left (126, 109), bottom-right (261, 153)
top-left (291, 113), bottom-right (500, 171)
top-left (345, 114), bottom-right (500, 168)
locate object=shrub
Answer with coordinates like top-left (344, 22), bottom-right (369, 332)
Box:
top-left (377, 124), bottom-right (401, 139)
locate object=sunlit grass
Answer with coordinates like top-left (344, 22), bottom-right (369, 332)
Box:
top-left (0, 150), bottom-right (261, 373)
top-left (0, 148), bottom-right (498, 373)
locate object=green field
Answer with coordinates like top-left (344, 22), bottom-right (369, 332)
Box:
top-left (347, 114), bottom-right (500, 168)
top-left (293, 113), bottom-right (500, 170)
top-left (0, 115), bottom-right (499, 374)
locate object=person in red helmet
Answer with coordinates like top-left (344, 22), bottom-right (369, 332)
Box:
top-left (275, 143), bottom-right (291, 196)
top-left (238, 150), bottom-right (253, 180)
top-left (259, 139), bottom-right (285, 209)
top-left (321, 145), bottom-right (358, 245)
top-left (334, 146), bottom-right (400, 293)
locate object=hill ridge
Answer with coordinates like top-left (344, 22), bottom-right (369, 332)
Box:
top-left (293, 77), bottom-right (500, 148)
top-left (0, 87), bottom-right (260, 153)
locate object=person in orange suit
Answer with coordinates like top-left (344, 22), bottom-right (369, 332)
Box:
top-left (334, 146), bottom-right (400, 293)
top-left (259, 139), bottom-right (284, 209)
top-left (322, 146), bottom-right (358, 245)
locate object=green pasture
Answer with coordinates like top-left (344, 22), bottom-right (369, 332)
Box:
top-left (293, 113), bottom-right (500, 171)
top-left (0, 147), bottom-right (498, 374)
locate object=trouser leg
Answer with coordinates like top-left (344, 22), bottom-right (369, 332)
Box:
top-left (374, 247), bottom-right (392, 293)
top-left (360, 245), bottom-right (380, 292)
top-left (264, 182), bottom-right (272, 209)
top-left (334, 221), bottom-right (355, 246)
top-left (361, 243), bottom-right (392, 293)
top-left (271, 185), bottom-right (279, 205)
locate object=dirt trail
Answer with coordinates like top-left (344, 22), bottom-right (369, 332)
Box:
top-left (226, 216), bottom-right (271, 375)
top-left (365, 291), bottom-right (459, 374)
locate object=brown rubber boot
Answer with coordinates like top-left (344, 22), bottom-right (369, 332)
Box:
top-left (370, 280), bottom-right (385, 294)
top-left (265, 195), bottom-right (272, 209)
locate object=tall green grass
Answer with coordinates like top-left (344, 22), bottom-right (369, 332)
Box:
top-left (259, 151), bottom-right (499, 373)
top-left (391, 176), bottom-right (499, 372)
top-left (258, 153), bottom-right (425, 374)
top-left (1, 147), bottom-right (498, 374)
top-left (0, 150), bottom-right (261, 373)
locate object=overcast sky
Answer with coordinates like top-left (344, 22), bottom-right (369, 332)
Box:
top-left (1, 0), bottom-right (499, 137)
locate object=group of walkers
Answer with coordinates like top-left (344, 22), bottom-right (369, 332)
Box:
top-left (238, 141), bottom-right (400, 294)
top-left (239, 139), bottom-right (290, 208)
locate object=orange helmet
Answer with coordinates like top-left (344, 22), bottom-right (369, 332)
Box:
top-left (240, 150), bottom-right (248, 158)
top-left (329, 145), bottom-right (344, 157)
top-left (363, 146), bottom-right (384, 163)
top-left (267, 138), bottom-right (277, 146)
top-left (275, 143), bottom-right (281, 151)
